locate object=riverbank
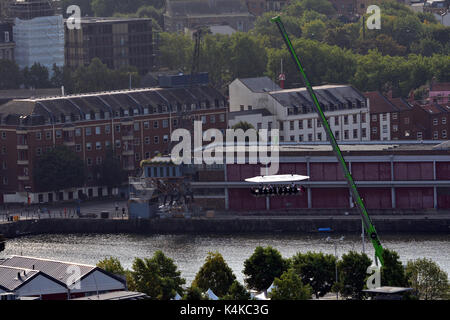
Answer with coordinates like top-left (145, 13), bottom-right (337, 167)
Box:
top-left (1, 214), bottom-right (449, 239)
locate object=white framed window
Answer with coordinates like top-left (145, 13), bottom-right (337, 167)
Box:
top-left (144, 121), bottom-right (149, 129)
top-left (393, 125), bottom-right (398, 132)
top-left (433, 118), bottom-right (438, 126)
top-left (392, 113), bottom-right (398, 120)
top-left (201, 116), bottom-right (207, 124)
top-left (372, 127), bottom-right (377, 134)
top-left (433, 131), bottom-right (438, 139)
top-left (134, 123), bottom-right (140, 131)
top-left (86, 142), bottom-right (92, 151)
top-left (163, 135), bottom-right (169, 143)
top-left (153, 121), bottom-right (159, 128)
top-left (75, 144), bottom-right (81, 152)
top-left (443, 117), bottom-right (447, 125)
top-left (371, 114), bottom-right (377, 122)
top-left (145, 136), bottom-right (150, 144)
top-left (85, 127), bottom-right (91, 136)
top-left (417, 132), bottom-right (423, 140)
top-left (105, 125), bottom-right (110, 134)
top-left (220, 114), bottom-right (225, 122)
top-left (95, 126), bottom-right (101, 135)
top-left (154, 136), bottom-right (159, 144)
top-left (96, 142), bottom-right (102, 150)
top-left (36, 132), bottom-right (42, 140)
top-left (443, 130), bottom-right (447, 139)
top-left (162, 119), bottom-right (168, 128)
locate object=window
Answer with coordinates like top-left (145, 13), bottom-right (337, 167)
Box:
top-left (257, 123), bottom-right (262, 130)
top-left (153, 121), bottom-right (159, 129)
top-left (145, 152), bottom-right (150, 159)
top-left (75, 144), bottom-right (81, 152)
top-left (154, 136), bottom-right (159, 144)
top-left (372, 127), bottom-right (377, 134)
top-left (115, 140), bottom-right (121, 148)
top-left (87, 158), bottom-right (92, 166)
top-left (353, 129), bottom-right (358, 139)
top-left (299, 120), bottom-right (303, 129)
top-left (392, 113), bottom-right (398, 120)
top-left (434, 131), bottom-right (439, 139)
top-left (220, 114), bottom-right (225, 122)
top-left (105, 125), bottom-right (110, 134)
top-left (382, 125), bottom-right (388, 134)
top-left (145, 136), bottom-right (150, 144)
top-left (393, 125), bottom-right (398, 132)
top-left (317, 120), bottom-right (322, 128)
top-left (201, 116), bottom-right (206, 124)
top-left (46, 131), bottom-right (52, 140)
top-left (86, 142), bottom-right (92, 151)
top-left (404, 117), bottom-right (410, 125)
top-left (371, 114), bottom-right (377, 122)
top-left (3, 177), bottom-right (8, 185)
top-left (335, 131), bottom-right (340, 140)
top-left (443, 117), bottom-right (447, 125)
top-left (344, 116), bottom-right (348, 125)
top-left (382, 113), bottom-right (387, 121)
top-left (299, 135), bottom-right (303, 141)
top-left (36, 148), bottom-right (42, 156)
top-left (290, 121), bottom-right (294, 130)
top-left (290, 135), bottom-right (295, 142)
top-left (361, 114), bottom-right (366, 123)
top-left (417, 132), bottom-right (423, 140)
top-left (344, 130), bottom-right (349, 139)
top-left (163, 135), bottom-right (169, 143)
top-left (36, 132), bottom-right (42, 140)
top-left (96, 142), bottom-right (102, 150)
top-left (95, 126), bottom-right (101, 135)
top-left (144, 121), bottom-right (149, 129)
top-left (75, 128), bottom-right (81, 136)
top-left (105, 141), bottom-right (111, 148)
top-left (268, 122), bottom-right (272, 130)
top-left (162, 119), bottom-right (168, 128)
top-left (210, 115), bottom-right (216, 124)
top-left (334, 117), bottom-right (339, 126)
top-left (240, 105), bottom-right (244, 111)
top-left (443, 130), bottom-right (447, 139)
top-left (248, 105), bottom-right (252, 110)
top-left (85, 127), bottom-right (91, 136)
top-left (353, 114), bottom-right (358, 124)
top-left (115, 125), bottom-right (121, 133)
top-left (1, 146), bottom-right (5, 154)
top-left (317, 133), bottom-right (322, 141)
top-left (135, 153), bottom-right (140, 161)
top-left (308, 133), bottom-right (312, 141)
top-left (1, 132), bottom-right (5, 140)
top-left (96, 157), bottom-right (102, 165)
top-left (307, 119), bottom-right (312, 129)
top-left (433, 118), bottom-right (438, 126)
top-left (362, 128), bottom-right (367, 138)
top-left (134, 123), bottom-right (140, 131)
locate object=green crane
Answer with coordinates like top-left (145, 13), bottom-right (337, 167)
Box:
top-left (271, 16), bottom-right (385, 266)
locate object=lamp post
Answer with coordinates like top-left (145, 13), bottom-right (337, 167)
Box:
top-left (326, 235), bottom-right (345, 300)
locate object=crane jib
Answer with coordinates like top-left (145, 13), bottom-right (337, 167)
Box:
top-left (271, 16), bottom-right (384, 266)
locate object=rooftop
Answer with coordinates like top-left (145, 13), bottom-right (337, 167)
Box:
top-left (237, 76), bottom-right (281, 93)
top-left (165, 0), bottom-right (250, 17)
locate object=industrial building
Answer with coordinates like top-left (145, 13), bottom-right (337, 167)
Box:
top-left (0, 255), bottom-right (126, 300)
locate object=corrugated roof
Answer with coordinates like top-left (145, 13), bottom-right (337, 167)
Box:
top-left (0, 256), bottom-right (96, 286)
top-left (0, 266), bottom-right (39, 291)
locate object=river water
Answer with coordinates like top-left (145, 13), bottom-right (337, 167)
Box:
top-left (1, 233), bottom-right (449, 284)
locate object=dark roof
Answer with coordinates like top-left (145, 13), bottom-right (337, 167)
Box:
top-left (389, 97), bottom-right (412, 111)
top-left (228, 108), bottom-right (273, 119)
top-left (166, 0), bottom-right (250, 17)
top-left (72, 291), bottom-right (148, 300)
top-left (238, 77), bottom-right (281, 93)
top-left (0, 85), bottom-right (226, 126)
top-left (364, 91), bottom-right (399, 113)
top-left (270, 85), bottom-right (366, 112)
top-left (0, 266), bottom-right (40, 291)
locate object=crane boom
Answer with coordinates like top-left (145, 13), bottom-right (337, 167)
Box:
top-left (271, 16), bottom-right (384, 266)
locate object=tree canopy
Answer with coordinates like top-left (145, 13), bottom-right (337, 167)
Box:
top-left (268, 268), bottom-right (313, 300)
top-left (406, 258), bottom-right (449, 300)
top-left (336, 251), bottom-right (372, 300)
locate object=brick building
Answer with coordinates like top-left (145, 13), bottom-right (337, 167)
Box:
top-left (246, 0), bottom-right (290, 16)
top-left (0, 83), bottom-right (227, 204)
top-left (164, 0), bottom-right (255, 33)
top-left (65, 17), bottom-right (154, 75)
top-left (0, 21), bottom-right (14, 61)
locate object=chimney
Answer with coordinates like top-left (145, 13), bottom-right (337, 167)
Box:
top-left (32, 264), bottom-right (35, 270)
top-left (17, 272), bottom-right (21, 280)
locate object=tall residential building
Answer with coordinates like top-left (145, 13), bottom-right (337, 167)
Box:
top-left (10, 0), bottom-right (63, 71)
top-left (229, 77), bottom-right (370, 143)
top-left (65, 17), bottom-right (154, 75)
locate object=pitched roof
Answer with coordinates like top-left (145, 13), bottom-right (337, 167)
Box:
top-left (228, 108), bottom-right (273, 119)
top-left (238, 77), bottom-right (281, 93)
top-left (364, 91), bottom-right (399, 113)
top-left (0, 266), bottom-right (40, 292)
top-left (0, 256), bottom-right (96, 286)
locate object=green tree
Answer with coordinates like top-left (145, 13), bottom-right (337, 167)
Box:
top-left (222, 280), bottom-right (251, 300)
top-left (302, 19), bottom-right (327, 42)
top-left (0, 59), bottom-right (22, 89)
top-left (23, 62), bottom-right (51, 89)
top-left (33, 146), bottom-right (86, 193)
top-left (97, 257), bottom-right (126, 276)
top-left (411, 38), bottom-right (444, 57)
top-left (381, 249), bottom-right (408, 287)
top-left (94, 148), bottom-right (128, 188)
top-left (229, 32), bottom-right (267, 80)
top-left (243, 246), bottom-right (289, 292)
top-left (231, 121), bottom-right (255, 131)
top-left (158, 32), bottom-right (193, 72)
top-left (268, 268), bottom-right (312, 300)
top-left (129, 251), bottom-right (186, 300)
top-left (291, 251), bottom-right (337, 299)
top-left (336, 251), bottom-right (372, 300)
top-left (406, 258), bottom-right (449, 300)
top-left (192, 252), bottom-right (236, 297)
top-left (182, 286), bottom-right (209, 300)
top-left (283, 0), bottom-right (336, 17)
